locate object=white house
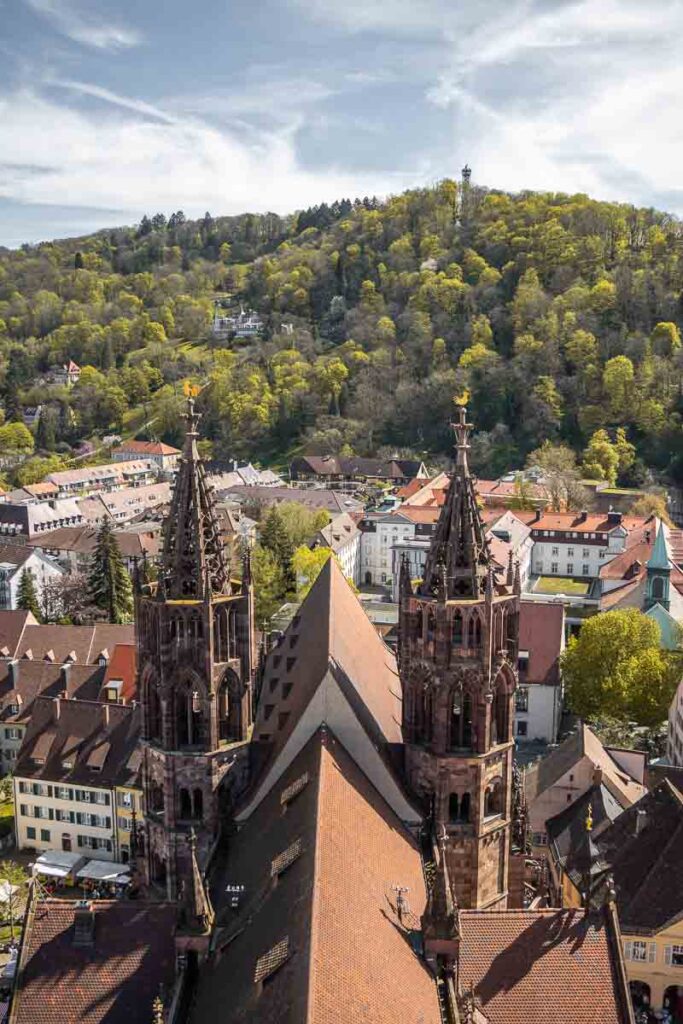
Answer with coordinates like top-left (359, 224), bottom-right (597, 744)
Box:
top-left (111, 441), bottom-right (180, 473)
top-left (515, 599), bottom-right (565, 744)
top-left (0, 545), bottom-right (63, 611)
top-left (310, 512), bottom-right (361, 585)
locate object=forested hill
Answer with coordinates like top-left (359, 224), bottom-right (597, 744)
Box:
top-left (1, 182), bottom-right (682, 488)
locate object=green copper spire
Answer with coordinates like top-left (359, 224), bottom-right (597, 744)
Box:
top-left (647, 520), bottom-right (670, 571)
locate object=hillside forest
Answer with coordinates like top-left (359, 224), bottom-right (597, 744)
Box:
top-left (0, 182), bottom-right (682, 489)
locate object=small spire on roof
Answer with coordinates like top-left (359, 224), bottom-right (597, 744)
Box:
top-left (506, 549), bottom-right (514, 587)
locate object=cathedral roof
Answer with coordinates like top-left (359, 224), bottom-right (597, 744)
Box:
top-left (159, 396), bottom-right (231, 599)
top-left (458, 908), bottom-right (629, 1024)
top-left (418, 407), bottom-right (495, 601)
top-left (193, 727), bottom-right (441, 1024)
top-left (243, 556), bottom-right (409, 819)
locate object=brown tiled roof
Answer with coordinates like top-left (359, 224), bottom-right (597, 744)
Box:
top-left (15, 624), bottom-right (134, 665)
top-left (0, 609), bottom-right (35, 658)
top-left (458, 907), bottom-right (628, 1024)
top-left (515, 510), bottom-right (647, 535)
top-left (28, 525), bottom-right (160, 560)
top-left (251, 557), bottom-right (402, 782)
top-left (101, 643), bottom-right (137, 703)
top-left (113, 440), bottom-right (180, 456)
top-left (15, 696), bottom-right (140, 788)
top-left (11, 898), bottom-right (177, 1024)
top-left (596, 780), bottom-right (683, 933)
top-left (192, 728), bottom-right (440, 1024)
top-left (518, 600), bottom-right (564, 685)
top-left (0, 661), bottom-right (103, 723)
top-left (226, 485), bottom-right (363, 514)
top-left (525, 724), bottom-right (646, 808)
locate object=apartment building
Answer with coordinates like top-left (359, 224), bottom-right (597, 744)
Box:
top-left (0, 497), bottom-right (85, 538)
top-left (14, 696), bottom-right (141, 862)
top-left (515, 600), bottom-right (565, 743)
top-left (28, 523), bottom-right (161, 574)
top-left (310, 512), bottom-right (361, 585)
top-left (517, 509), bottom-right (645, 578)
top-left (111, 440), bottom-right (180, 472)
top-left (47, 459), bottom-right (159, 499)
top-left (0, 544), bottom-right (63, 610)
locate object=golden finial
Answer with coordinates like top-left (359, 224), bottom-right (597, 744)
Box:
top-left (585, 803), bottom-right (593, 832)
top-left (152, 995), bottom-right (164, 1024)
top-left (454, 389), bottom-right (470, 407)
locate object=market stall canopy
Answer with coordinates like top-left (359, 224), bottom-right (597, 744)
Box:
top-left (32, 851), bottom-right (85, 878)
top-left (76, 860), bottom-right (130, 883)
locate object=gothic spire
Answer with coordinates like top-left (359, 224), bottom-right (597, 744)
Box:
top-left (185, 828), bottom-right (215, 934)
top-left (420, 405), bottom-right (491, 600)
top-left (160, 393), bottom-right (231, 600)
top-left (422, 827), bottom-right (460, 949)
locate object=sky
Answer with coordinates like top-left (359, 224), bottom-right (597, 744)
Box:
top-left (2, 0), bottom-right (683, 247)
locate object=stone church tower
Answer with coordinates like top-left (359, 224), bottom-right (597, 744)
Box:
top-left (137, 396), bottom-right (255, 904)
top-left (399, 406), bottom-right (519, 909)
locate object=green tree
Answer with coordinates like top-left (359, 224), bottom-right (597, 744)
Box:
top-left (88, 519), bottom-right (133, 623)
top-left (35, 407), bottom-right (57, 452)
top-left (0, 422), bottom-right (34, 455)
top-left (562, 609), bottom-right (681, 727)
top-left (17, 568), bottom-right (42, 621)
top-left (14, 454), bottom-right (63, 488)
top-left (582, 429), bottom-right (619, 484)
top-left (650, 321), bottom-right (681, 357)
top-left (628, 493), bottom-right (674, 526)
top-left (0, 861), bottom-right (28, 940)
top-left (251, 543), bottom-right (286, 622)
top-left (259, 506), bottom-right (296, 587)
top-left (603, 355), bottom-right (634, 421)
top-left (292, 545), bottom-right (332, 598)
top-left (527, 441), bottom-right (584, 511)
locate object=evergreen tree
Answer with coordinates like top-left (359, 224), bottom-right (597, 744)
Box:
top-left (17, 568), bottom-right (42, 621)
top-left (88, 519), bottom-right (133, 623)
top-left (74, 251), bottom-right (84, 270)
top-left (259, 506), bottom-right (295, 588)
top-left (35, 407), bottom-right (56, 452)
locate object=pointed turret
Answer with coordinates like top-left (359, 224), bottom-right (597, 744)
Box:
top-left (645, 519), bottom-right (671, 612)
top-left (419, 405), bottom-right (491, 600)
top-left (184, 828), bottom-right (215, 934)
top-left (160, 393), bottom-right (231, 600)
top-left (422, 829), bottom-right (460, 957)
top-left (399, 553), bottom-right (413, 599)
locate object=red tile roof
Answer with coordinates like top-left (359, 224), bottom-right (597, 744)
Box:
top-left (12, 898), bottom-right (177, 1024)
top-left (101, 643), bottom-right (137, 703)
top-left (518, 600), bottom-right (564, 685)
top-left (515, 510), bottom-right (648, 534)
top-left (113, 440), bottom-right (180, 457)
top-left (458, 908), bottom-right (628, 1024)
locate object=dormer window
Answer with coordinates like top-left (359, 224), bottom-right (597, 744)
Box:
top-left (7, 704), bottom-right (19, 716)
top-left (44, 650), bottom-right (55, 663)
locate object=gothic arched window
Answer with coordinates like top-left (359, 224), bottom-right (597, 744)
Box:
top-left (452, 611), bottom-right (463, 646)
top-left (449, 688), bottom-right (473, 750)
top-left (175, 679), bottom-right (206, 748)
top-left (426, 608), bottom-right (436, 642)
top-left (218, 671), bottom-right (242, 742)
top-left (179, 788), bottom-right (192, 819)
top-left (491, 683), bottom-right (509, 746)
top-left (652, 576), bottom-right (665, 601)
top-left (449, 793), bottom-right (459, 821)
top-left (146, 682), bottom-right (162, 742)
top-left (484, 776), bottom-right (504, 817)
top-left (459, 792), bottom-right (471, 822)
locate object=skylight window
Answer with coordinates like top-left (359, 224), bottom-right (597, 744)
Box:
top-left (280, 772), bottom-right (309, 806)
top-left (271, 838), bottom-right (303, 878)
top-left (254, 938), bottom-right (290, 984)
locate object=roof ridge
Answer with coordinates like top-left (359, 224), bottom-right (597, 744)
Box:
top-left (306, 730), bottom-right (327, 1024)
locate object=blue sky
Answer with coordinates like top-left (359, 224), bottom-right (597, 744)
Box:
top-left (2, 0), bottom-right (683, 247)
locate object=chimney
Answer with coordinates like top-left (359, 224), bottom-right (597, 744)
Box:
top-left (7, 661), bottom-right (19, 688)
top-left (607, 511), bottom-right (623, 526)
top-left (592, 765), bottom-right (603, 786)
top-left (534, 508), bottom-right (542, 523)
top-left (634, 808), bottom-right (647, 836)
top-left (72, 901), bottom-right (95, 947)
top-left (645, 529), bottom-right (651, 544)
top-left (102, 703), bottom-right (110, 727)
top-left (54, 697), bottom-right (61, 721)
top-left (579, 510), bottom-right (588, 523)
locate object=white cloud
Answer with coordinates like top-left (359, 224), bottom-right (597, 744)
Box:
top-left (0, 88), bottom-right (419, 230)
top-left (25, 0), bottom-right (141, 49)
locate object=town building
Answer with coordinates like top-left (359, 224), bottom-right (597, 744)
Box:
top-left (0, 497), bottom-right (85, 538)
top-left (0, 621), bottom-right (135, 769)
top-left (77, 481), bottom-right (172, 525)
top-left (13, 695), bottom-right (141, 862)
top-left (290, 453), bottom-right (428, 488)
top-left (48, 360), bottom-right (81, 387)
top-left (668, 679), bottom-right (683, 767)
top-left (524, 723), bottom-right (647, 845)
top-left (28, 523), bottom-right (161, 574)
top-left (515, 599), bottom-right (565, 744)
top-left (0, 544), bottom-right (63, 610)
top-left (222, 483), bottom-right (363, 515)
top-left (207, 463), bottom-right (283, 490)
top-left (310, 510), bottom-right (361, 584)
top-left (111, 440), bottom-right (181, 472)
top-left (46, 459), bottom-right (159, 499)
top-left (212, 303), bottom-right (264, 339)
top-left (547, 780), bottom-right (683, 1021)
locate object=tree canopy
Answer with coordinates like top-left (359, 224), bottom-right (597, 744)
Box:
top-left (562, 608), bottom-right (681, 727)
